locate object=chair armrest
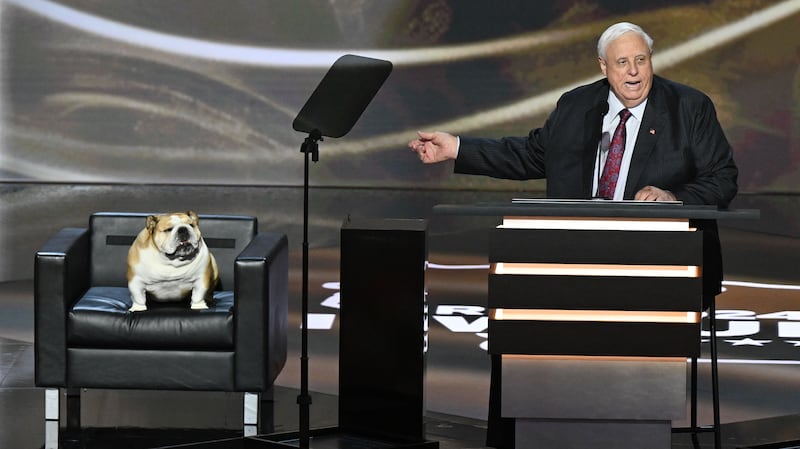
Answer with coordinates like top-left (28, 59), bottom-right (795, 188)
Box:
top-left (234, 232), bottom-right (289, 391)
top-left (34, 227), bottom-right (90, 386)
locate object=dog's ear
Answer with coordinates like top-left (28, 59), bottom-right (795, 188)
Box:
top-left (146, 215), bottom-right (159, 233)
top-left (187, 210), bottom-right (199, 224)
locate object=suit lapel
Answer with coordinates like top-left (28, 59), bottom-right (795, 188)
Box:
top-left (582, 86), bottom-right (612, 197)
top-left (624, 79), bottom-right (666, 198)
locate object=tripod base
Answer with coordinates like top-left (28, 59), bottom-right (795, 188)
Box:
top-left (247, 427), bottom-right (440, 449)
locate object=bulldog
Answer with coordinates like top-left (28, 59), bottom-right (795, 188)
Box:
top-left (127, 211), bottom-right (219, 312)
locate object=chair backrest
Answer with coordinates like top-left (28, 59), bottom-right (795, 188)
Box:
top-left (89, 212), bottom-right (257, 290)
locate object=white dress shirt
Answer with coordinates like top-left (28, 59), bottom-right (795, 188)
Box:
top-left (593, 94), bottom-right (648, 200)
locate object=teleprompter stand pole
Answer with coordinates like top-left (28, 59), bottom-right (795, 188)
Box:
top-left (249, 54), bottom-right (439, 449)
top-left (298, 130), bottom-right (321, 449)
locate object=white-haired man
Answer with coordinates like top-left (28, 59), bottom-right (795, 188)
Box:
top-left (408, 21), bottom-right (738, 448)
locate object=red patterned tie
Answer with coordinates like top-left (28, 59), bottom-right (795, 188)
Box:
top-left (598, 109), bottom-right (632, 199)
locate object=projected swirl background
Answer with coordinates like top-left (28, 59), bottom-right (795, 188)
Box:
top-left (3, 0), bottom-right (799, 193)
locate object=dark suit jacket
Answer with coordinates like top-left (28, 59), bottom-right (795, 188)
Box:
top-left (455, 75), bottom-right (738, 207)
top-left (455, 75), bottom-right (738, 297)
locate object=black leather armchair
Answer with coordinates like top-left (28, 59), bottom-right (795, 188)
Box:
top-left (34, 212), bottom-right (288, 434)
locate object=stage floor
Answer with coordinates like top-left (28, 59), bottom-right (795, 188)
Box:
top-left (3, 332), bottom-right (800, 449)
top-left (4, 228), bottom-right (800, 449)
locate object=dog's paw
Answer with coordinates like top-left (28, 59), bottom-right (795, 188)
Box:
top-left (129, 303), bottom-right (148, 312)
top-left (190, 302), bottom-right (209, 310)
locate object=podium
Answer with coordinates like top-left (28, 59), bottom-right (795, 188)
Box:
top-left (435, 200), bottom-right (758, 449)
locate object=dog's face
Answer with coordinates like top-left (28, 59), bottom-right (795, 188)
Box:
top-left (147, 211), bottom-right (203, 262)
top-left (128, 210), bottom-right (219, 311)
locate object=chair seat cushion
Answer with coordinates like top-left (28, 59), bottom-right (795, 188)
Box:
top-left (67, 286), bottom-right (234, 349)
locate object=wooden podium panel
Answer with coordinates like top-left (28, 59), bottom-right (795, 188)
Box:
top-left (489, 320), bottom-right (699, 357)
top-left (489, 274), bottom-right (701, 311)
top-left (502, 356), bottom-right (688, 420)
top-left (490, 227), bottom-right (703, 265)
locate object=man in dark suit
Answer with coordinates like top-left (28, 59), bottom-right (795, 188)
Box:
top-left (409, 21), bottom-right (738, 448)
top-left (409, 22), bottom-right (737, 207)
top-left (408, 20), bottom-right (737, 295)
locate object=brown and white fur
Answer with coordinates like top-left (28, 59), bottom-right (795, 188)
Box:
top-left (126, 211), bottom-right (219, 312)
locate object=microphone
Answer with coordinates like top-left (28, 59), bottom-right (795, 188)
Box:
top-left (591, 101), bottom-right (610, 199)
top-left (598, 101), bottom-right (609, 153)
top-left (600, 132), bottom-right (610, 153)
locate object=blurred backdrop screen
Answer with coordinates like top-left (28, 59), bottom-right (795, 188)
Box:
top-left (2, 0), bottom-right (799, 194)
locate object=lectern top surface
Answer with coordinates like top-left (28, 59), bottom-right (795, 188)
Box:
top-left (433, 201), bottom-right (759, 220)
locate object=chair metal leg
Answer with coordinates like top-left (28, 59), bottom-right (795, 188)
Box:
top-left (45, 388), bottom-right (60, 420)
top-left (45, 388), bottom-right (59, 449)
top-left (45, 420), bottom-right (59, 449)
top-left (244, 392), bottom-right (259, 436)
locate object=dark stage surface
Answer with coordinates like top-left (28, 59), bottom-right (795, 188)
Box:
top-left (2, 186), bottom-right (800, 448)
top-left (5, 250), bottom-right (800, 448)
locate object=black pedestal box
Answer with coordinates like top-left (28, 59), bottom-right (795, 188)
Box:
top-left (253, 218), bottom-right (438, 448)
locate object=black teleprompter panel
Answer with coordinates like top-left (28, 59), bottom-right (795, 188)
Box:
top-left (339, 218), bottom-right (428, 443)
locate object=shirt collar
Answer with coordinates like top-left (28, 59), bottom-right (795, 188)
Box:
top-left (607, 92), bottom-right (647, 121)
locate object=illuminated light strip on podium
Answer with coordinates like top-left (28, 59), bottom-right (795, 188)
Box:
top-left (492, 262), bottom-right (701, 278)
top-left (501, 216), bottom-right (692, 231)
top-left (490, 308), bottom-right (700, 324)
top-left (503, 354), bottom-right (687, 363)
